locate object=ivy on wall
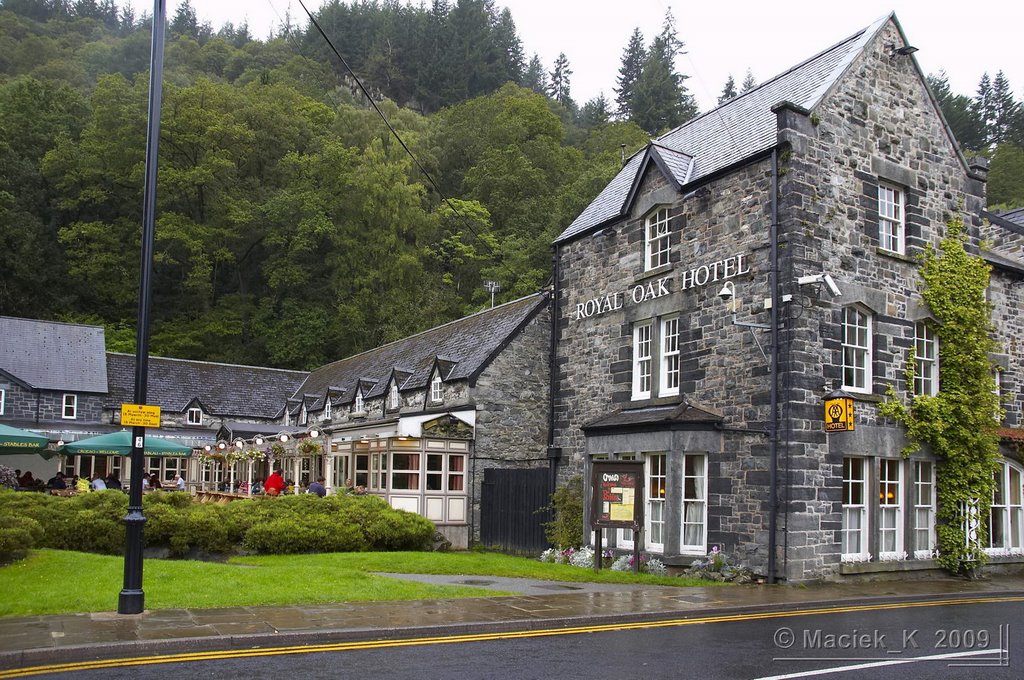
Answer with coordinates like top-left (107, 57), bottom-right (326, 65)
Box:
top-left (879, 214), bottom-right (1002, 573)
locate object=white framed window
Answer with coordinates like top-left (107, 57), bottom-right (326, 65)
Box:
top-left (62, 394), bottom-right (77, 420)
top-left (354, 389), bottom-right (364, 413)
top-left (992, 367), bottom-right (1003, 422)
top-left (430, 376), bottom-right (443, 403)
top-left (842, 457), bottom-right (868, 560)
top-left (878, 183), bottom-right (905, 254)
top-left (389, 382), bottom-right (400, 410)
top-left (659, 317), bottom-right (680, 397)
top-left (632, 322), bottom-right (653, 400)
top-left (681, 453), bottom-right (707, 553)
top-left (644, 208), bottom-right (671, 271)
top-left (878, 459), bottom-right (903, 559)
top-left (324, 398), bottom-right (332, 420)
top-left (913, 461), bottom-right (936, 558)
top-left (300, 404), bottom-right (308, 425)
top-left (913, 322), bottom-right (938, 396)
top-left (284, 409), bottom-right (291, 426)
top-left (987, 460), bottom-right (1024, 555)
top-left (186, 407), bottom-right (203, 425)
top-left (0, 388), bottom-right (5, 415)
top-left (841, 306), bottom-right (872, 393)
top-left (647, 453), bottom-right (667, 553)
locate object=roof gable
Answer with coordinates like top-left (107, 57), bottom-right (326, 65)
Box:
top-left (555, 14), bottom-right (891, 244)
top-left (0, 317), bottom-right (108, 392)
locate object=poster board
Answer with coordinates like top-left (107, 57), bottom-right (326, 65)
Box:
top-left (590, 460), bottom-right (644, 529)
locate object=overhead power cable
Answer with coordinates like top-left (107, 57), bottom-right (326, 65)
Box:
top-left (293, 0), bottom-right (520, 289)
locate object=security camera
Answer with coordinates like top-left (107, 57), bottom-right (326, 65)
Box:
top-left (718, 281), bottom-right (735, 300)
top-left (822, 274), bottom-right (842, 297)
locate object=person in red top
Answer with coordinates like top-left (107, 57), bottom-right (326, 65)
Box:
top-left (264, 470), bottom-right (285, 496)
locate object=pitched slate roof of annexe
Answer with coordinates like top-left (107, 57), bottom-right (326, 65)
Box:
top-left (0, 316), bottom-right (108, 392)
top-left (295, 293), bottom-right (548, 410)
top-left (555, 14), bottom-right (898, 244)
top-left (105, 353), bottom-right (308, 419)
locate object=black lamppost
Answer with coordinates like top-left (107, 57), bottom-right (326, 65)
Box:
top-left (118, 0), bottom-right (166, 615)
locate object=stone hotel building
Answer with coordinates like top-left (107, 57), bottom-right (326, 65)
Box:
top-left (551, 13), bottom-right (1024, 581)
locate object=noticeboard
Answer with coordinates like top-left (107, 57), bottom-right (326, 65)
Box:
top-left (590, 460), bottom-right (644, 529)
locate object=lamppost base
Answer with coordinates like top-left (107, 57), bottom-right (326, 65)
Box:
top-left (118, 589), bottom-right (145, 615)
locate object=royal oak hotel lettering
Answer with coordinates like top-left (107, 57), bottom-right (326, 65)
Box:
top-left (573, 253), bottom-right (750, 321)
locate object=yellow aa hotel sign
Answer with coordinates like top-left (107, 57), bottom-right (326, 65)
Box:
top-left (824, 391), bottom-right (854, 432)
top-left (121, 404), bottom-right (161, 428)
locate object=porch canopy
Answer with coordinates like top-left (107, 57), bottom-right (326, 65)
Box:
top-left (0, 423), bottom-right (51, 455)
top-left (58, 430), bottom-right (193, 457)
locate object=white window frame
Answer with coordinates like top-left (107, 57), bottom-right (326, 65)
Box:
top-left (912, 461), bottom-right (936, 558)
top-left (324, 398), bottom-right (332, 420)
top-left (646, 453), bottom-right (667, 553)
top-left (186, 407), bottom-right (203, 425)
top-left (0, 388), bottom-right (5, 415)
top-left (878, 183), bottom-right (905, 255)
top-left (62, 393), bottom-right (77, 420)
top-left (659, 317), bottom-right (680, 397)
top-left (992, 367), bottom-right (1003, 423)
top-left (430, 376), bottom-right (443, 403)
top-left (842, 457), bottom-right (868, 561)
top-left (877, 458), bottom-right (903, 559)
top-left (987, 460), bottom-right (1024, 555)
top-left (913, 322), bottom-right (938, 396)
top-left (389, 382), bottom-right (400, 410)
top-left (841, 306), bottom-right (872, 394)
top-left (354, 389), bottom-right (364, 413)
top-left (632, 322), bottom-right (653, 400)
top-left (644, 208), bottom-right (671, 271)
top-left (680, 453), bottom-right (707, 553)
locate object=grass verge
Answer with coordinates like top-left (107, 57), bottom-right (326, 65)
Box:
top-left (0, 549), bottom-right (716, 617)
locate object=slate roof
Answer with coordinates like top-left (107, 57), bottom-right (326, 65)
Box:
top-left (0, 317), bottom-right (108, 392)
top-left (582, 401), bottom-right (725, 432)
top-left (295, 293), bottom-right (549, 409)
top-left (105, 353), bottom-right (308, 419)
top-left (555, 14), bottom-right (892, 244)
top-left (997, 207), bottom-right (1024, 228)
top-left (983, 250), bottom-right (1024, 277)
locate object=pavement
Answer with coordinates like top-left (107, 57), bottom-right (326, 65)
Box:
top-left (1, 572), bottom-right (1022, 672)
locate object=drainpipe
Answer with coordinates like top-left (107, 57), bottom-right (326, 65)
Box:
top-left (546, 247), bottom-right (562, 494)
top-left (768, 149), bottom-right (780, 584)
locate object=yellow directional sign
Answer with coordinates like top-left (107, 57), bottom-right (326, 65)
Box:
top-left (824, 392), bottom-right (854, 432)
top-left (121, 403), bottom-right (161, 428)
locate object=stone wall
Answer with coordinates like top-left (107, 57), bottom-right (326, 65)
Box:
top-left (0, 382), bottom-right (106, 426)
top-left (471, 300), bottom-right (552, 541)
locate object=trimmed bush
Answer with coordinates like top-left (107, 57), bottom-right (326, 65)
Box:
top-left (0, 515), bottom-right (44, 557)
top-left (243, 516), bottom-right (367, 554)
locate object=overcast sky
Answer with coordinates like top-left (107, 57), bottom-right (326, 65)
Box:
top-left (169, 0), bottom-right (1021, 112)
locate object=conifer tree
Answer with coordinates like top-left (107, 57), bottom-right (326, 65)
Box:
top-left (630, 10), bottom-right (697, 134)
top-left (989, 71), bottom-right (1021, 146)
top-left (740, 68), bottom-right (756, 92)
top-left (548, 52), bottom-right (573, 107)
top-left (614, 28), bottom-right (646, 118)
top-left (718, 75), bottom-right (737, 106)
top-left (524, 53), bottom-right (547, 95)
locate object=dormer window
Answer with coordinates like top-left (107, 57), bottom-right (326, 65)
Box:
top-left (354, 389), bottom-right (364, 413)
top-left (187, 408), bottom-right (203, 425)
top-left (284, 410), bottom-right (291, 426)
top-left (430, 376), bottom-right (443, 403)
top-left (644, 208), bottom-right (671, 271)
top-left (324, 399), bottom-right (332, 420)
top-left (300, 404), bottom-right (308, 425)
top-left (389, 383), bottom-right (400, 410)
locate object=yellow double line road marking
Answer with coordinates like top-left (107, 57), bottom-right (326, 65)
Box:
top-left (2, 595), bottom-right (1021, 678)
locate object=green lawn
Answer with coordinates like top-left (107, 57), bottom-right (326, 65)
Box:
top-left (0, 550), bottom-right (713, 617)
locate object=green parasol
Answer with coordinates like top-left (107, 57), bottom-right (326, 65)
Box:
top-left (59, 430), bottom-right (194, 457)
top-left (0, 423), bottom-right (51, 454)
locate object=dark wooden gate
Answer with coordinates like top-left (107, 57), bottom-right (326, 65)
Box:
top-left (480, 467), bottom-right (551, 554)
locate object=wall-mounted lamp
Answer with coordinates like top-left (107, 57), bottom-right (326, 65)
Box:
top-left (217, 441), bottom-right (227, 450)
top-left (895, 45), bottom-right (918, 56)
top-left (718, 280), bottom-right (771, 362)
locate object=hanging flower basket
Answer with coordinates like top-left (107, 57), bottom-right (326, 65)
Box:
top-left (297, 439), bottom-right (323, 455)
top-left (269, 442), bottom-right (286, 459)
top-left (240, 448), bottom-right (265, 462)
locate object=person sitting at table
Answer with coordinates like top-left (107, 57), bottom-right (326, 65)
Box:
top-left (46, 472), bottom-right (67, 490)
top-left (308, 476), bottom-right (327, 497)
top-left (149, 473), bottom-right (162, 490)
top-left (18, 471), bottom-right (36, 488)
top-left (264, 469), bottom-right (285, 496)
top-left (90, 474), bottom-right (106, 491)
top-left (173, 474), bottom-right (185, 491)
top-left (75, 475), bottom-right (90, 494)
top-left (105, 473), bottom-right (122, 490)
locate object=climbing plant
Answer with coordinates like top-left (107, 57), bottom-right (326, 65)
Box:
top-left (879, 213), bottom-right (1002, 574)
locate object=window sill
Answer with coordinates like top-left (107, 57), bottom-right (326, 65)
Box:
top-left (628, 395), bottom-right (686, 409)
top-left (634, 263), bottom-right (674, 284)
top-left (875, 247), bottom-right (915, 263)
top-left (845, 391), bottom-right (883, 403)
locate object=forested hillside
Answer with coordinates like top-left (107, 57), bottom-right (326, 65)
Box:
top-left (0, 0), bottom-right (1019, 371)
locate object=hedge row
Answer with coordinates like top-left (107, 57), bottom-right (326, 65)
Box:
top-left (0, 490), bottom-right (436, 558)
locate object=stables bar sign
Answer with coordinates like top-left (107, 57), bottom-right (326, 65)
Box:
top-left (572, 252), bottom-right (750, 321)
